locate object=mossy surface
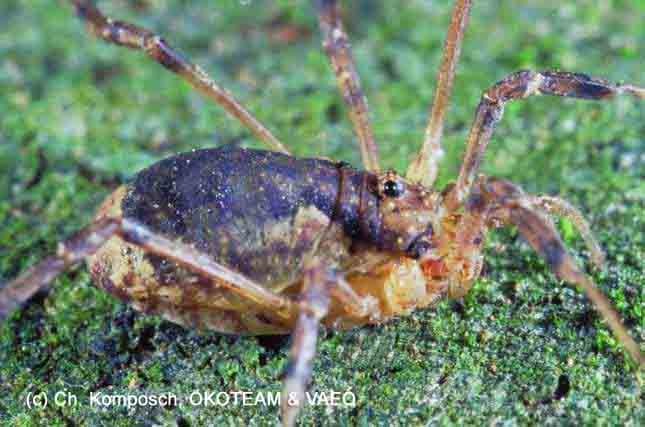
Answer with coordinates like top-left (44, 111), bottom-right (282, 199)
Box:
top-left (1, 1), bottom-right (643, 426)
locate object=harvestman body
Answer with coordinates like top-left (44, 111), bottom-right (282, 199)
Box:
top-left (1, 1), bottom-right (643, 426)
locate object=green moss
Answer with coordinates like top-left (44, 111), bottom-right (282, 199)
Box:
top-left (1, 1), bottom-right (643, 425)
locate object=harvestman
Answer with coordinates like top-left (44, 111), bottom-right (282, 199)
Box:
top-left (1, 1), bottom-right (643, 426)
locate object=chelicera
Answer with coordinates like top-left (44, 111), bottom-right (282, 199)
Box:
top-left (1, 1), bottom-right (643, 426)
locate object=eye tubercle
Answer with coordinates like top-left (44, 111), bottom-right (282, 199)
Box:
top-left (383, 180), bottom-right (403, 198)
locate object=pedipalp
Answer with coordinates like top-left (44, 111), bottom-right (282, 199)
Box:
top-left (461, 176), bottom-right (644, 366)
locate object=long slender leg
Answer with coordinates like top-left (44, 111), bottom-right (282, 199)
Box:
top-left (526, 195), bottom-right (604, 268)
top-left (0, 217), bottom-right (296, 322)
top-left (119, 218), bottom-right (296, 316)
top-left (406, 0), bottom-right (472, 187)
top-left (314, 0), bottom-right (380, 172)
top-left (0, 218), bottom-right (119, 321)
top-left (449, 70), bottom-right (645, 206)
top-left (477, 177), bottom-right (643, 366)
top-left (68, 0), bottom-right (289, 154)
top-left (281, 260), bottom-right (331, 427)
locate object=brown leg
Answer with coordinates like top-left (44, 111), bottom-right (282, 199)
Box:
top-left (0, 218), bottom-right (119, 321)
top-left (476, 177), bottom-right (643, 366)
top-left (406, 0), bottom-right (472, 187)
top-left (281, 259), bottom-right (331, 427)
top-left (0, 217), bottom-right (296, 322)
top-left (525, 195), bottom-right (604, 268)
top-left (314, 0), bottom-right (380, 172)
top-left (68, 0), bottom-right (289, 154)
top-left (450, 70), bottom-right (645, 207)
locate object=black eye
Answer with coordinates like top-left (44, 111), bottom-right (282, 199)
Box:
top-left (383, 180), bottom-right (402, 198)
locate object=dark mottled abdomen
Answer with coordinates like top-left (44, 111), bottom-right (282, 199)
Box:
top-left (121, 145), bottom-right (357, 288)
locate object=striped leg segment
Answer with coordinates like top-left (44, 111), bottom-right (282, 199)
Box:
top-left (69, 0), bottom-right (289, 153)
top-left (407, 0), bottom-right (472, 187)
top-left (0, 218), bottom-right (296, 322)
top-left (452, 70), bottom-right (645, 206)
top-left (314, 0), bottom-right (380, 172)
top-left (281, 260), bottom-right (332, 427)
top-left (476, 177), bottom-right (643, 366)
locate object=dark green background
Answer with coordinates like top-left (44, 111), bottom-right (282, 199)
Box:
top-left (1, 0), bottom-right (643, 425)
